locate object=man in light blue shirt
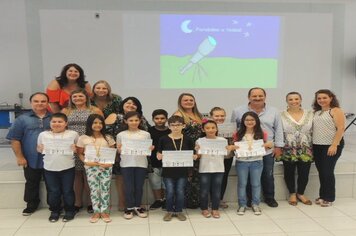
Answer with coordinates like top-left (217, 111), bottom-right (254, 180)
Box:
top-left (7, 92), bottom-right (51, 215)
top-left (231, 87), bottom-right (284, 207)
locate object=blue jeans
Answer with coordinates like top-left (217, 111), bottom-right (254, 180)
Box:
top-left (44, 167), bottom-right (75, 213)
top-left (200, 173), bottom-right (224, 210)
top-left (163, 177), bottom-right (187, 213)
top-left (236, 160), bottom-right (263, 206)
top-left (121, 167), bottom-right (147, 209)
top-left (261, 154), bottom-right (275, 199)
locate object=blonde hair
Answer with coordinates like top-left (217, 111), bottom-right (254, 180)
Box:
top-left (92, 80), bottom-right (113, 101)
top-left (177, 93), bottom-right (202, 124)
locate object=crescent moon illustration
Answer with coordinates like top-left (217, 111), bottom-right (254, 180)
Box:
top-left (181, 20), bottom-right (193, 34)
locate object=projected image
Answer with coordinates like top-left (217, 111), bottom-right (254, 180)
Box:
top-left (160, 15), bottom-right (281, 89)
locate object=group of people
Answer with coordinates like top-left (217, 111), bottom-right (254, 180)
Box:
top-left (6, 63), bottom-right (345, 223)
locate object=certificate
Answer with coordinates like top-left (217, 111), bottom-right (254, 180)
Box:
top-left (162, 150), bottom-right (194, 167)
top-left (84, 145), bottom-right (117, 164)
top-left (42, 139), bottom-right (73, 155)
top-left (198, 139), bottom-right (228, 155)
top-left (218, 123), bottom-right (236, 138)
top-left (121, 139), bottom-right (152, 156)
top-left (234, 139), bottom-right (266, 158)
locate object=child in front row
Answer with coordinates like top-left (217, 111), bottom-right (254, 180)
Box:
top-left (148, 109), bottom-right (171, 210)
top-left (77, 114), bottom-right (116, 223)
top-left (117, 111), bottom-right (153, 220)
top-left (37, 113), bottom-right (79, 223)
top-left (195, 120), bottom-right (235, 218)
top-left (157, 115), bottom-right (195, 222)
top-left (235, 112), bottom-right (273, 216)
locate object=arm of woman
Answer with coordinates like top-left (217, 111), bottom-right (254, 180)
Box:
top-left (105, 113), bottom-right (117, 125)
top-left (84, 83), bottom-right (92, 98)
top-left (92, 106), bottom-right (104, 117)
top-left (46, 80), bottom-right (61, 113)
top-left (328, 107), bottom-right (345, 156)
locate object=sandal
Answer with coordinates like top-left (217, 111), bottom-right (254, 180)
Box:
top-left (288, 194), bottom-right (297, 206)
top-left (212, 210), bottom-right (220, 218)
top-left (202, 210), bottom-right (211, 218)
top-left (90, 213), bottom-right (100, 223)
top-left (297, 194), bottom-right (312, 205)
top-left (101, 213), bottom-right (112, 223)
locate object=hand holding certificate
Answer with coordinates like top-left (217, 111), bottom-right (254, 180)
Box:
top-left (197, 139), bottom-right (228, 156)
top-left (84, 145), bottom-right (117, 164)
top-left (42, 139), bottom-right (74, 155)
top-left (121, 139), bottom-right (153, 156)
top-left (162, 150), bottom-right (194, 167)
top-left (234, 139), bottom-right (266, 158)
top-left (217, 123), bottom-right (237, 138)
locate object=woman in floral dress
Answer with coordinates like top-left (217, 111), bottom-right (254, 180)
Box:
top-left (280, 92), bottom-right (313, 206)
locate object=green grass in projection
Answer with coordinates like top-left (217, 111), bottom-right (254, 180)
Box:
top-left (161, 55), bottom-right (278, 89)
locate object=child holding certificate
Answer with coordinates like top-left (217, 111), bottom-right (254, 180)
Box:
top-left (116, 111), bottom-right (153, 220)
top-left (235, 112), bottom-right (272, 216)
top-left (37, 113), bottom-right (79, 222)
top-left (157, 115), bottom-right (195, 222)
top-left (195, 120), bottom-right (234, 218)
top-left (77, 114), bottom-right (116, 223)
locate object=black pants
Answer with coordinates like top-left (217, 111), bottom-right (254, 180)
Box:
top-left (220, 158), bottom-right (233, 200)
top-left (282, 161), bottom-right (311, 195)
top-left (313, 140), bottom-right (344, 202)
top-left (23, 166), bottom-right (44, 209)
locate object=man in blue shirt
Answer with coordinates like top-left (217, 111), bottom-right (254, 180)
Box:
top-left (231, 87), bottom-right (284, 208)
top-left (7, 92), bottom-right (51, 215)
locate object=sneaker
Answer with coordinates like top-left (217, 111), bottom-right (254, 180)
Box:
top-left (163, 212), bottom-right (173, 221)
top-left (101, 213), bottom-right (112, 223)
top-left (87, 205), bottom-right (94, 214)
top-left (22, 207), bottom-right (36, 216)
top-left (176, 212), bottom-right (187, 221)
top-left (62, 212), bottom-right (75, 222)
top-left (49, 212), bottom-right (60, 222)
top-left (252, 205), bottom-right (262, 215)
top-left (90, 213), bottom-right (100, 223)
top-left (124, 209), bottom-right (134, 219)
top-left (320, 200), bottom-right (333, 207)
top-left (150, 200), bottom-right (163, 210)
top-left (201, 210), bottom-right (211, 218)
top-left (265, 198), bottom-right (278, 208)
top-left (237, 206), bottom-right (246, 215)
top-left (134, 207), bottom-right (148, 218)
top-left (315, 198), bottom-right (323, 205)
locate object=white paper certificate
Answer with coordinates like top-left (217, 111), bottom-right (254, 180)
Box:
top-left (162, 150), bottom-right (194, 167)
top-left (218, 123), bottom-right (236, 138)
top-left (121, 139), bottom-right (152, 156)
top-left (198, 139), bottom-right (228, 155)
top-left (42, 139), bottom-right (73, 155)
top-left (84, 145), bottom-right (117, 164)
top-left (234, 139), bottom-right (266, 158)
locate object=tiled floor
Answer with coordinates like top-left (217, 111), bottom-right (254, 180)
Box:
top-left (2, 198), bottom-right (356, 236)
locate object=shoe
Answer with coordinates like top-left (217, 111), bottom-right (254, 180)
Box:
top-left (101, 213), bottom-right (112, 223)
top-left (315, 198), bottom-right (323, 205)
top-left (90, 213), bottom-right (100, 223)
top-left (297, 194), bottom-right (312, 205)
top-left (62, 212), bottom-right (75, 222)
top-left (211, 210), bottom-right (220, 218)
top-left (201, 210), bottom-right (211, 218)
top-left (288, 194), bottom-right (298, 206)
top-left (163, 212), bottom-right (173, 221)
top-left (219, 201), bottom-right (229, 209)
top-left (176, 212), bottom-right (187, 221)
top-left (252, 205), bottom-right (262, 215)
top-left (134, 207), bottom-right (148, 218)
top-left (74, 205), bottom-right (82, 213)
top-left (49, 212), bottom-right (60, 222)
top-left (22, 207), bottom-right (36, 216)
top-left (150, 200), bottom-right (163, 210)
top-left (265, 198), bottom-right (278, 208)
top-left (320, 200), bottom-right (333, 207)
top-left (87, 205), bottom-right (94, 214)
top-left (237, 206), bottom-right (246, 215)
top-left (124, 209), bottom-right (134, 219)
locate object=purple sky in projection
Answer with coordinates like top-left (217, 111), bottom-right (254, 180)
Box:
top-left (160, 15), bottom-right (280, 58)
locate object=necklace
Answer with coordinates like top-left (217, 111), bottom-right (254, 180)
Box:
top-left (245, 133), bottom-right (254, 151)
top-left (92, 137), bottom-right (102, 157)
top-left (170, 135), bottom-right (183, 151)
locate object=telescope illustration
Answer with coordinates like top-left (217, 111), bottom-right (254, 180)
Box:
top-left (180, 36), bottom-right (217, 81)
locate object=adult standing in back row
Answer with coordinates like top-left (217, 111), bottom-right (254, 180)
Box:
top-left (231, 87), bottom-right (284, 207)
